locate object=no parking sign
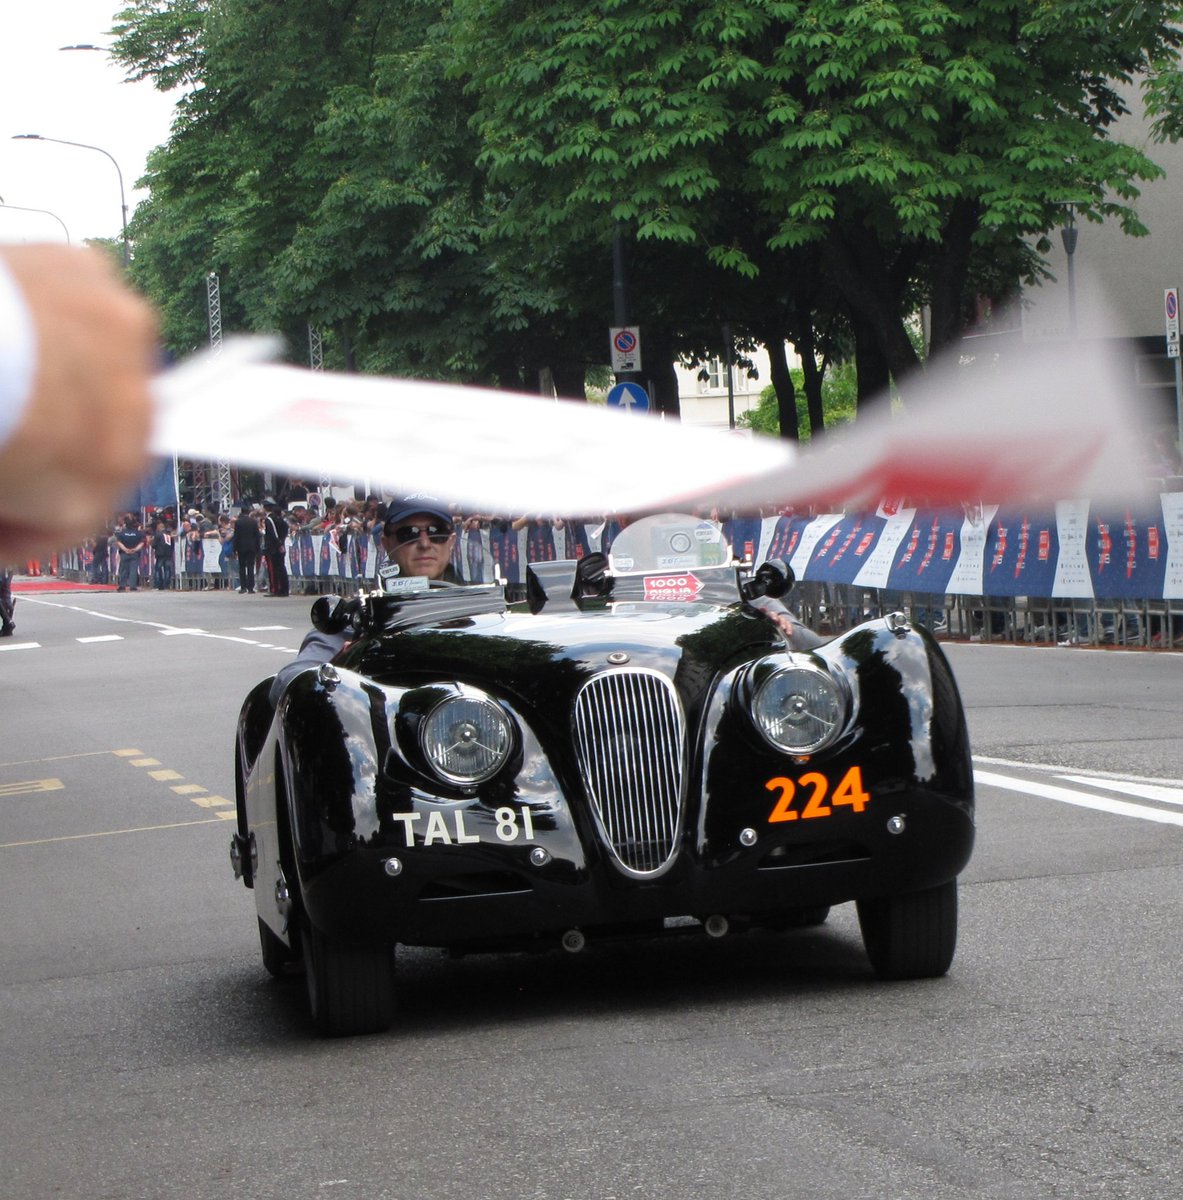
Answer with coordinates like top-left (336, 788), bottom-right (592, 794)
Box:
top-left (609, 326), bottom-right (642, 372)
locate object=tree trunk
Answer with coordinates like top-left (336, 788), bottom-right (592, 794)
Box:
top-left (794, 313), bottom-right (825, 439)
top-left (642, 326), bottom-right (681, 419)
top-left (550, 362), bottom-right (588, 401)
top-left (852, 311), bottom-right (890, 411)
top-left (927, 200), bottom-right (980, 353)
top-left (822, 227), bottom-right (921, 394)
top-left (764, 336), bottom-right (799, 441)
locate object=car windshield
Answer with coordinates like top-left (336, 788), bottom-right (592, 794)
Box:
top-left (607, 513), bottom-right (732, 575)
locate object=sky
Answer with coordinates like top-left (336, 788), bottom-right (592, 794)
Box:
top-left (0, 1), bottom-right (181, 248)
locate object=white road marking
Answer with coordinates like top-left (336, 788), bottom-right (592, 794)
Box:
top-left (15, 597), bottom-right (298, 653)
top-left (1056, 776), bottom-right (1183, 807)
top-left (76, 635), bottom-right (124, 643)
top-left (242, 625), bottom-right (291, 631)
top-left (975, 755), bottom-right (1183, 789)
top-left (974, 769), bottom-right (1183, 827)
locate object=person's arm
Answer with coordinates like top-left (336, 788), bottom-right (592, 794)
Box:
top-left (0, 246), bottom-right (157, 559)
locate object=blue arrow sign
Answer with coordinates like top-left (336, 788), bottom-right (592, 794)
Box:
top-left (606, 382), bottom-right (650, 413)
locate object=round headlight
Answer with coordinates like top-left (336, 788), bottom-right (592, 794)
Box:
top-left (420, 693), bottom-right (513, 784)
top-left (752, 664), bottom-right (844, 754)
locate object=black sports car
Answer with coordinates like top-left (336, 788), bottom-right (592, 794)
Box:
top-left (232, 513), bottom-right (974, 1035)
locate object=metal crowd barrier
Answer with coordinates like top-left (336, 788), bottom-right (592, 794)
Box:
top-left (793, 583), bottom-right (1183, 649)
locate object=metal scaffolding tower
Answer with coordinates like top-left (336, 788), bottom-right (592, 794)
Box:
top-left (207, 272), bottom-right (233, 513)
top-left (309, 324), bottom-right (333, 499)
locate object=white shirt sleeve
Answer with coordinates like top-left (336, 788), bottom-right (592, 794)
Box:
top-left (0, 258), bottom-right (38, 449)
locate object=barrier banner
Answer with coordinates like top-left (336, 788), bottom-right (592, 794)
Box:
top-left (982, 509), bottom-right (1059, 598)
top-left (1085, 504), bottom-right (1168, 600)
top-left (1164, 493), bottom-right (1183, 599)
top-left (754, 495), bottom-right (1183, 602)
top-left (798, 510), bottom-right (890, 584)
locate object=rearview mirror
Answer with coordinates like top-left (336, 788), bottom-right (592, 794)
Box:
top-left (741, 558), bottom-right (795, 601)
top-left (310, 594), bottom-right (353, 635)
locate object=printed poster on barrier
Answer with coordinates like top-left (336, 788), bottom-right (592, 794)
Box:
top-left (1052, 501), bottom-right (1094, 598)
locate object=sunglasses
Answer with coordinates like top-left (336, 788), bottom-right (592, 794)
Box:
top-left (389, 522), bottom-right (452, 546)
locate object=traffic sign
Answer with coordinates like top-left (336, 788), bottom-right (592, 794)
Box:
top-left (609, 326), bottom-right (642, 372)
top-left (606, 381), bottom-right (650, 413)
top-left (1166, 287), bottom-right (1179, 346)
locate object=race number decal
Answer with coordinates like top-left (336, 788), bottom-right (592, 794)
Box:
top-left (766, 766), bottom-right (871, 823)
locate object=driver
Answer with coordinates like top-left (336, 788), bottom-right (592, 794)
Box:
top-left (268, 495), bottom-right (458, 704)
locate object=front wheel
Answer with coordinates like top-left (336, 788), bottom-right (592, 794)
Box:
top-left (856, 880), bottom-right (957, 980)
top-left (303, 921), bottom-right (397, 1037)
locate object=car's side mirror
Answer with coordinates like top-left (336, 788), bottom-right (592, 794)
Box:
top-left (310, 594), bottom-right (354, 635)
top-left (741, 558), bottom-right (795, 601)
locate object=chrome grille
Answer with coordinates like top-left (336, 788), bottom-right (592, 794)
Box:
top-left (572, 669), bottom-right (685, 877)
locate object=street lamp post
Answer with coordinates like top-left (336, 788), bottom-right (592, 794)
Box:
top-left (11, 134), bottom-right (129, 266)
top-left (1060, 205), bottom-right (1079, 338)
top-left (0, 196), bottom-right (71, 244)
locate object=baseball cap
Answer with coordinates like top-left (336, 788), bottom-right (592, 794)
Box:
top-left (383, 493), bottom-right (453, 531)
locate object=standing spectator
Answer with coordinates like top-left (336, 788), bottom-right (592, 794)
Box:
top-left (262, 501), bottom-right (289, 597)
top-left (114, 515), bottom-right (144, 592)
top-left (233, 504), bottom-right (260, 593)
top-left (184, 511), bottom-right (207, 587)
top-left (91, 526), bottom-right (111, 585)
top-left (216, 514), bottom-right (237, 589)
top-left (151, 520), bottom-right (175, 590)
top-left (0, 565), bottom-right (14, 636)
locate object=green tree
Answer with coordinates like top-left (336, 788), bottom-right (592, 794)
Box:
top-left (740, 359), bottom-right (858, 438)
top-left (115, 0), bottom-right (1183, 429)
top-left (452, 0), bottom-right (1183, 399)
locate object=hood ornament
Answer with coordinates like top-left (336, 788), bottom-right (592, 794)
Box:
top-left (607, 651), bottom-right (630, 665)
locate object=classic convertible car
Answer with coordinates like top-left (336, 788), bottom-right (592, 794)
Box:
top-left (232, 513), bottom-right (974, 1035)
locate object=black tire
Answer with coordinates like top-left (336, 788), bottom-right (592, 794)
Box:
top-left (759, 906), bottom-right (831, 932)
top-left (857, 879), bottom-right (957, 980)
top-left (303, 921), bottom-right (397, 1037)
top-left (258, 917), bottom-right (300, 979)
top-left (786, 905), bottom-right (830, 929)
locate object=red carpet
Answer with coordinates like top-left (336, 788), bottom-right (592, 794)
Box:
top-left (11, 578), bottom-right (118, 593)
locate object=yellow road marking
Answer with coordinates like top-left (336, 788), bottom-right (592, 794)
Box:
top-left (120, 747), bottom-right (237, 820)
top-left (0, 778), bottom-right (64, 797)
top-left (0, 817), bottom-right (231, 848)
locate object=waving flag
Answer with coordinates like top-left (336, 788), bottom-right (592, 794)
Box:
top-left (152, 336), bottom-right (1151, 517)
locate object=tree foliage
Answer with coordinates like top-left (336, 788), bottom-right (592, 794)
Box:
top-left (114, 0), bottom-right (1183, 425)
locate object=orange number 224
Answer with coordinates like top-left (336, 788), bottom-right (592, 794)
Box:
top-left (766, 766), bottom-right (871, 823)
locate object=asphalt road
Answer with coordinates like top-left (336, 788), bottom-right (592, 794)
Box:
top-left (1, 588), bottom-right (1180, 1200)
